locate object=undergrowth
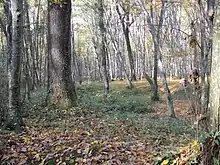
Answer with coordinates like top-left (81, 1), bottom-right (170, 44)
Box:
top-left (77, 82), bottom-right (153, 113)
top-left (24, 81), bottom-right (195, 143)
top-left (0, 81), bottom-right (198, 164)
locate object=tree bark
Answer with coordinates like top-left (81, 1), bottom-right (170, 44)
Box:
top-left (140, 0), bottom-right (175, 116)
top-left (106, 16), bottom-right (133, 88)
top-left (49, 0), bottom-right (77, 108)
top-left (98, 0), bottom-right (109, 98)
top-left (209, 1), bottom-right (219, 131)
top-left (146, 1), bottom-right (159, 101)
top-left (24, 1), bottom-right (37, 90)
top-left (116, 3), bottom-right (136, 81)
top-left (5, 0), bottom-right (24, 131)
top-left (158, 59), bottom-right (175, 118)
top-left (4, 0), bottom-right (12, 73)
top-left (158, 0), bottom-right (175, 117)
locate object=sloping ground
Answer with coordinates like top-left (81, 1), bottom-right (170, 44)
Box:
top-left (0, 80), bottom-right (196, 164)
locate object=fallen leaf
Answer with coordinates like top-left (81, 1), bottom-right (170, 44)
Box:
top-left (161, 159), bottom-right (169, 165)
top-left (34, 153), bottom-right (41, 161)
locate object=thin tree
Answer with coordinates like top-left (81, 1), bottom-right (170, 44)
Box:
top-left (140, 0), bottom-right (175, 117)
top-left (116, 0), bottom-right (136, 81)
top-left (138, 0), bottom-right (160, 100)
top-left (98, 0), bottom-right (109, 98)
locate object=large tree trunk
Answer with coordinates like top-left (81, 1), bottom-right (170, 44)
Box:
top-left (199, 2), bottom-right (208, 115)
top-left (0, 0), bottom-right (12, 127)
top-left (5, 0), bottom-right (23, 131)
top-left (49, 0), bottom-right (77, 108)
top-left (209, 2), bottom-right (219, 131)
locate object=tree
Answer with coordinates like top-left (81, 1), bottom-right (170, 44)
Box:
top-left (198, 0), bottom-right (214, 116)
top-left (106, 4), bottom-right (133, 88)
top-left (139, 0), bottom-right (175, 117)
top-left (116, 0), bottom-right (136, 81)
top-left (139, 0), bottom-right (160, 101)
top-left (209, 0), bottom-right (219, 131)
top-left (98, 0), bottom-right (109, 98)
top-left (24, 1), bottom-right (36, 91)
top-left (4, 0), bottom-right (24, 131)
top-left (48, 0), bottom-right (77, 108)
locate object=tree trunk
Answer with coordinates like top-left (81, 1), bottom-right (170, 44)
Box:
top-left (24, 1), bottom-right (37, 90)
top-left (33, 0), bottom-right (41, 86)
top-left (116, 3), bottom-right (136, 81)
top-left (209, 2), bottom-right (220, 131)
top-left (146, 1), bottom-right (159, 101)
top-left (158, 0), bottom-right (175, 117)
top-left (124, 23), bottom-right (136, 81)
top-left (48, 0), bottom-right (77, 108)
top-left (23, 37), bottom-right (31, 100)
top-left (5, 0), bottom-right (24, 131)
top-left (4, 0), bottom-right (12, 74)
top-left (152, 38), bottom-right (159, 101)
top-left (158, 59), bottom-right (175, 118)
top-left (199, 3), bottom-right (208, 115)
top-left (140, 0), bottom-right (175, 116)
top-left (143, 72), bottom-right (154, 92)
top-left (106, 21), bottom-right (133, 87)
top-left (98, 0), bottom-right (109, 98)
top-left (45, 0), bottom-right (51, 105)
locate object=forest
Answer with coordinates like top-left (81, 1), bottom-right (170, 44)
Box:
top-left (0, 0), bottom-right (220, 164)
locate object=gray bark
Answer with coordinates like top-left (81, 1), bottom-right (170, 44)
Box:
top-left (139, 0), bottom-right (175, 117)
top-left (5, 0), bottom-right (24, 131)
top-left (24, 1), bottom-right (37, 90)
top-left (146, 1), bottom-right (159, 101)
top-left (4, 0), bottom-right (12, 73)
top-left (209, 0), bottom-right (219, 132)
top-left (98, 0), bottom-right (109, 98)
top-left (49, 0), bottom-right (77, 108)
top-left (157, 0), bottom-right (175, 117)
top-left (116, 2), bottom-right (136, 81)
top-left (107, 19), bottom-right (133, 88)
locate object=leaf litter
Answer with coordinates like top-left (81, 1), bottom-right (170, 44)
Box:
top-left (0, 81), bottom-right (199, 164)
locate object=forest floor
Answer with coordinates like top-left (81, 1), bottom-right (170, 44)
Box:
top-left (0, 80), bottom-right (199, 164)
